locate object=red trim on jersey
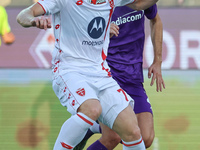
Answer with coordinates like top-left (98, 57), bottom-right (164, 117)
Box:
top-left (104, 5), bottom-right (114, 40)
top-left (91, 0), bottom-right (97, 4)
top-left (101, 0), bottom-right (114, 77)
top-left (53, 13), bottom-right (62, 74)
top-left (122, 138), bottom-right (143, 147)
top-left (58, 75), bottom-right (80, 110)
top-left (101, 61), bottom-right (111, 77)
top-left (101, 50), bottom-right (107, 61)
top-left (77, 114), bottom-right (94, 126)
top-left (37, 2), bottom-right (46, 15)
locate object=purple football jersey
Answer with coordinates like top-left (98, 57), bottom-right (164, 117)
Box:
top-left (107, 4), bottom-right (157, 65)
top-left (106, 4), bottom-right (157, 83)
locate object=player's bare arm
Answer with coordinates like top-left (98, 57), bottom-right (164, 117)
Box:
top-left (110, 23), bottom-right (119, 38)
top-left (148, 13), bottom-right (165, 92)
top-left (16, 3), bottom-right (51, 30)
top-left (127, 0), bottom-right (158, 11)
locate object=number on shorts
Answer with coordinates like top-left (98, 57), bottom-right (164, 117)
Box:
top-left (117, 89), bottom-right (128, 101)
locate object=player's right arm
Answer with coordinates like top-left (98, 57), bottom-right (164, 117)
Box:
top-left (16, 3), bottom-right (51, 30)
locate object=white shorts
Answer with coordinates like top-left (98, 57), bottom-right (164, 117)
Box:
top-left (52, 72), bottom-right (134, 128)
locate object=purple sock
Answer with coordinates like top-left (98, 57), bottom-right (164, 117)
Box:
top-left (83, 129), bottom-right (94, 141)
top-left (87, 140), bottom-right (108, 150)
top-left (99, 125), bottom-right (102, 133)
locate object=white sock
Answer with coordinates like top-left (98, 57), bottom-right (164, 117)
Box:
top-left (122, 137), bottom-right (146, 150)
top-left (53, 112), bottom-right (95, 150)
top-left (89, 121), bottom-right (100, 133)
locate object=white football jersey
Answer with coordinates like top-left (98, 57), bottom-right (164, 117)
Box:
top-left (38, 0), bottom-right (135, 77)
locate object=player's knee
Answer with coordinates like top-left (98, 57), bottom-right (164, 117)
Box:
top-left (131, 127), bottom-right (141, 140)
top-left (143, 131), bottom-right (155, 148)
top-left (78, 99), bottom-right (102, 120)
top-left (88, 106), bottom-right (102, 119)
top-left (122, 126), bottom-right (141, 142)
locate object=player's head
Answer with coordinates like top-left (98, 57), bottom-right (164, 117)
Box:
top-left (0, 0), bottom-right (11, 7)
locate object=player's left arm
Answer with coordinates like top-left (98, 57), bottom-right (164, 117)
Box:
top-left (110, 23), bottom-right (119, 38)
top-left (147, 13), bottom-right (165, 92)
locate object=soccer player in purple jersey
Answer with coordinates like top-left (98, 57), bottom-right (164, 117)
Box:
top-left (75, 4), bottom-right (165, 150)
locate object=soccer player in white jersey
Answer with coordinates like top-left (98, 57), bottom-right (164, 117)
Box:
top-left (17, 0), bottom-right (158, 149)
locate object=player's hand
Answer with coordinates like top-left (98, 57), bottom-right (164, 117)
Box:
top-left (2, 32), bottom-right (15, 45)
top-left (31, 16), bottom-right (52, 30)
top-left (110, 23), bottom-right (119, 38)
top-left (148, 61), bottom-right (165, 92)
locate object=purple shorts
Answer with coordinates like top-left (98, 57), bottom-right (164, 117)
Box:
top-left (108, 62), bottom-right (153, 114)
top-left (118, 81), bottom-right (153, 114)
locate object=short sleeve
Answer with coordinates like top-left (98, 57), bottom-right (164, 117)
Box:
top-left (144, 4), bottom-right (157, 19)
top-left (37, 0), bottom-right (67, 15)
top-left (115, 0), bottom-right (136, 7)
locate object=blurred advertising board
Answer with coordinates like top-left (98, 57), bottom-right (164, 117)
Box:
top-left (0, 7), bottom-right (200, 69)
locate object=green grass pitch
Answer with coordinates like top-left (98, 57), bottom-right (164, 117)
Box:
top-left (0, 70), bottom-right (200, 150)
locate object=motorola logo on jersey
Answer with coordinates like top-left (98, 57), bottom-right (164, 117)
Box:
top-left (87, 17), bottom-right (106, 39)
top-left (82, 17), bottom-right (106, 46)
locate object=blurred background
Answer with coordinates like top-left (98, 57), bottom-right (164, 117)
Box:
top-left (0, 0), bottom-right (200, 150)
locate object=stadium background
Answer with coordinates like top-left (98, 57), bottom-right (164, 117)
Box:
top-left (0, 0), bottom-right (200, 150)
